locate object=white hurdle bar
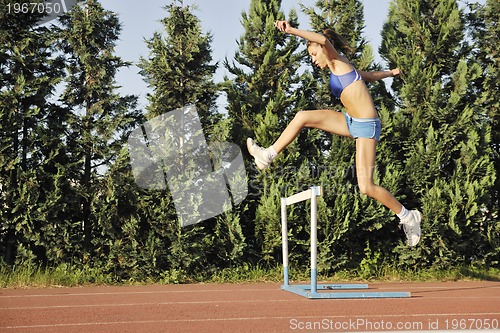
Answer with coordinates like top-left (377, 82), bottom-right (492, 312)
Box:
top-left (280, 186), bottom-right (411, 299)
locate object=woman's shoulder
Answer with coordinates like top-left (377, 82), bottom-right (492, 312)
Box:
top-left (329, 57), bottom-right (357, 75)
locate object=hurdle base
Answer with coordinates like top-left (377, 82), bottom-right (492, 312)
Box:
top-left (281, 283), bottom-right (411, 299)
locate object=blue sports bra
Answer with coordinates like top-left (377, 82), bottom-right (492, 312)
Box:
top-left (330, 69), bottom-right (362, 98)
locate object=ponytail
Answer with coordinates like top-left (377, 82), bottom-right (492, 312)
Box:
top-left (310, 29), bottom-right (356, 55)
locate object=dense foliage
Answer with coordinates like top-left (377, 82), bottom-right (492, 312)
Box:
top-left (0, 0), bottom-right (498, 282)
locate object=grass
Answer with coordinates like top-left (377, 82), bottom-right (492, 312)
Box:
top-left (1, 261), bottom-right (499, 289)
top-left (0, 262), bottom-right (115, 288)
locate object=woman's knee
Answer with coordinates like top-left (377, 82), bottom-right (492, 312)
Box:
top-left (357, 181), bottom-right (376, 197)
top-left (293, 110), bottom-right (309, 126)
top-left (295, 110), bottom-right (325, 127)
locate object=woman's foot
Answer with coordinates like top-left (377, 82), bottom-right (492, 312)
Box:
top-left (399, 210), bottom-right (422, 247)
top-left (246, 138), bottom-right (272, 170)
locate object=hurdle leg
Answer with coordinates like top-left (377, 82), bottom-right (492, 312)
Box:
top-left (281, 198), bottom-right (289, 287)
top-left (310, 187), bottom-right (318, 295)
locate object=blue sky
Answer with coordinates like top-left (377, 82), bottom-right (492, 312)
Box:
top-left (97, 0), bottom-right (403, 110)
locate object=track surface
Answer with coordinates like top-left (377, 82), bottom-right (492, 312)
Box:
top-left (1, 281), bottom-right (500, 333)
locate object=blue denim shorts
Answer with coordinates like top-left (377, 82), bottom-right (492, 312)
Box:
top-left (344, 112), bottom-right (381, 141)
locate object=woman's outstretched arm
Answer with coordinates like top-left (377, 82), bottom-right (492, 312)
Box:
top-left (358, 68), bottom-right (401, 82)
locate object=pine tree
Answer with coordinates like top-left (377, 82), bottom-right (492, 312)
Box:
top-left (223, 0), bottom-right (304, 266)
top-left (138, 3), bottom-right (238, 277)
top-left (380, 0), bottom-right (495, 267)
top-left (0, 0), bottom-right (66, 265)
top-left (466, 0), bottom-right (499, 266)
top-left (57, 0), bottom-right (139, 258)
top-left (224, 0), bottom-right (301, 146)
top-left (139, 3), bottom-right (218, 125)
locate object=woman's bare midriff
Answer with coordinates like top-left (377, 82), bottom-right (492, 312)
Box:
top-left (340, 80), bottom-right (378, 119)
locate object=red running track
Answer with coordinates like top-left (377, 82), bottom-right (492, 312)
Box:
top-left (1, 281), bottom-right (500, 333)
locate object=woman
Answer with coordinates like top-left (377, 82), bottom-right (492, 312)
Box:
top-left (247, 20), bottom-right (421, 246)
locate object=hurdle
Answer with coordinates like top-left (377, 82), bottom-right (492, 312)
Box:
top-left (280, 186), bottom-right (411, 299)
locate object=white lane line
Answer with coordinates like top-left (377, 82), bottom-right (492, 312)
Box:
top-left (0, 298), bottom-right (294, 310)
top-left (1, 295), bottom-right (499, 311)
top-left (2, 312), bottom-right (500, 330)
top-left (0, 288), bottom-right (278, 298)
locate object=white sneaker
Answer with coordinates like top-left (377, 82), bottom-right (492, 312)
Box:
top-left (399, 210), bottom-right (422, 247)
top-left (246, 138), bottom-right (271, 170)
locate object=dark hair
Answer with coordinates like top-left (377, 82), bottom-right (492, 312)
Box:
top-left (307, 29), bottom-right (356, 55)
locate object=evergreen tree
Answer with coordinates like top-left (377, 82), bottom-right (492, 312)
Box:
top-left (57, 0), bottom-right (139, 259)
top-left (380, 0), bottom-right (495, 267)
top-left (466, 0), bottom-right (499, 266)
top-left (224, 0), bottom-right (301, 146)
top-left (139, 3), bottom-right (218, 126)
top-left (0, 0), bottom-right (66, 265)
top-left (138, 3), bottom-right (239, 277)
top-left (223, 0), bottom-right (304, 266)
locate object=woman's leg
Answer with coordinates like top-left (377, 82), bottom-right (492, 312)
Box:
top-left (355, 138), bottom-right (402, 214)
top-left (272, 110), bottom-right (350, 153)
top-left (356, 138), bottom-right (422, 246)
top-left (247, 110), bottom-right (350, 169)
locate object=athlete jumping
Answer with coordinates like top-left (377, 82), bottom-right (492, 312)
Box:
top-left (247, 20), bottom-right (422, 246)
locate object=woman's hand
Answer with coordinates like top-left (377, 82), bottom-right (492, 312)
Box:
top-left (391, 68), bottom-right (401, 77)
top-left (275, 20), bottom-right (292, 33)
